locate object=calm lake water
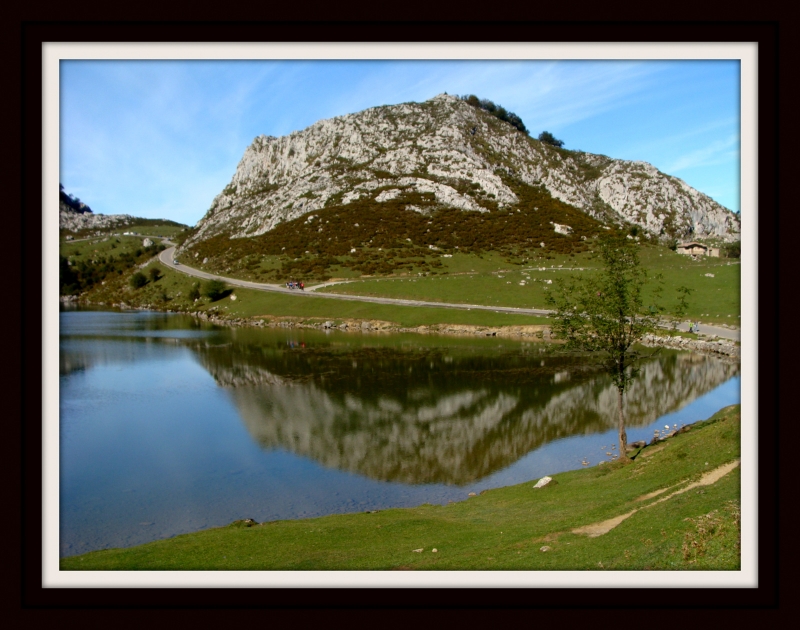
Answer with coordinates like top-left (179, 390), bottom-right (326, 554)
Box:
top-left (59, 308), bottom-right (740, 557)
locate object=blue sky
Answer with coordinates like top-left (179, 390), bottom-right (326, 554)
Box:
top-left (60, 59), bottom-right (740, 227)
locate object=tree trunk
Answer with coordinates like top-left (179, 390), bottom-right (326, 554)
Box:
top-left (617, 387), bottom-right (629, 460)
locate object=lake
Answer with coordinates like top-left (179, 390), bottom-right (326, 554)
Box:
top-left (59, 308), bottom-right (740, 557)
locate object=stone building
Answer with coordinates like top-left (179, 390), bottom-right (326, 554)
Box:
top-left (676, 241), bottom-right (720, 257)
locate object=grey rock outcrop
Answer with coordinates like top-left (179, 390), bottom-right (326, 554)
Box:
top-left (60, 200), bottom-right (134, 233)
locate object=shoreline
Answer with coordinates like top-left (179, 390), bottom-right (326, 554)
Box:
top-left (62, 295), bottom-right (741, 362)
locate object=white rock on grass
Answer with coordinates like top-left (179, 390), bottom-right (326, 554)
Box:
top-left (534, 476), bottom-right (553, 488)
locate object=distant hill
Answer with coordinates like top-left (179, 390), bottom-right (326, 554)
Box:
top-left (59, 184), bottom-right (186, 234)
top-left (60, 183), bottom-right (135, 232)
top-left (60, 183), bottom-right (93, 214)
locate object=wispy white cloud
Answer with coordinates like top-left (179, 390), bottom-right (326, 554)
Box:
top-left (505, 61), bottom-right (666, 130)
top-left (663, 134), bottom-right (740, 173)
top-left (619, 117), bottom-right (739, 160)
top-left (308, 59), bottom-right (666, 138)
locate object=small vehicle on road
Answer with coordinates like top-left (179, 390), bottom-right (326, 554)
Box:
top-left (173, 260), bottom-right (180, 265)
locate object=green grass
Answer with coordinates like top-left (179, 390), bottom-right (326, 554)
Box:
top-left (322, 246), bottom-right (741, 325)
top-left (61, 234), bottom-right (153, 259)
top-left (196, 284), bottom-right (551, 329)
top-left (60, 234), bottom-right (170, 297)
top-left (61, 405), bottom-right (741, 570)
top-left (637, 246), bottom-right (740, 325)
top-left (323, 254), bottom-right (592, 310)
top-left (68, 236), bottom-right (740, 329)
top-left (61, 220), bottom-right (188, 241)
top-left (82, 262), bottom-right (550, 328)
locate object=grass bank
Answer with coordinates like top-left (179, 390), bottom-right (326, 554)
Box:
top-left (61, 405), bottom-right (741, 571)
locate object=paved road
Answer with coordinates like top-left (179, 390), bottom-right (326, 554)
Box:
top-left (158, 245), bottom-right (740, 341)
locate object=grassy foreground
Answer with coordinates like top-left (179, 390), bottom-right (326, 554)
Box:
top-left (61, 405), bottom-right (741, 571)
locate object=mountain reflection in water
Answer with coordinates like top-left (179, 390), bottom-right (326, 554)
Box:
top-left (187, 333), bottom-right (739, 485)
top-left (59, 310), bottom-right (740, 556)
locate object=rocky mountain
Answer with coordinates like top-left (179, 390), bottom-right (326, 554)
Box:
top-left (187, 93), bottom-right (740, 250)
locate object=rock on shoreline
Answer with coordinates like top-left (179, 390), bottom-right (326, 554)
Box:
top-left (640, 332), bottom-right (740, 361)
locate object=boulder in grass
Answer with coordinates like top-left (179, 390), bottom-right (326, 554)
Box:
top-left (534, 476), bottom-right (556, 489)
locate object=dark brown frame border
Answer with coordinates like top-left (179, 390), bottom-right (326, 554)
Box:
top-left (19, 21), bottom-right (780, 611)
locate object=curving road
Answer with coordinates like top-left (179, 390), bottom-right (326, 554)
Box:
top-left (158, 245), bottom-right (739, 341)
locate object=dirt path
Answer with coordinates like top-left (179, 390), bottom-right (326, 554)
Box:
top-left (572, 459), bottom-right (740, 538)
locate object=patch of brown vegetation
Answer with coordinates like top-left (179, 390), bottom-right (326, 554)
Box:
top-left (681, 500), bottom-right (741, 563)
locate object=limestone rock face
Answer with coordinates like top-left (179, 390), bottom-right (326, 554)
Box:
top-left (189, 93), bottom-right (739, 247)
